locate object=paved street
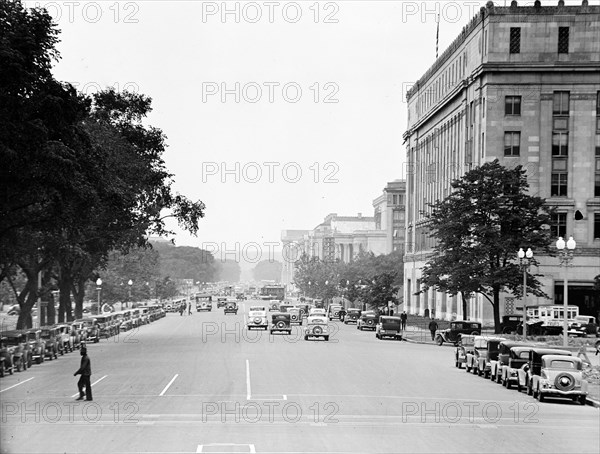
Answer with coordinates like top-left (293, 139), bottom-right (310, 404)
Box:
top-left (1, 300), bottom-right (599, 454)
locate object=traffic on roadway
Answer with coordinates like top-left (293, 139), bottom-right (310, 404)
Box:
top-left (1, 296), bottom-right (598, 454)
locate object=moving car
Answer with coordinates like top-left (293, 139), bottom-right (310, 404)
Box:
top-left (309, 308), bottom-right (327, 317)
top-left (532, 355), bottom-right (588, 404)
top-left (247, 306), bottom-right (268, 330)
top-left (435, 321), bottom-right (482, 346)
top-left (376, 316), bottom-right (402, 340)
top-left (568, 315), bottom-right (599, 337)
top-left (288, 307), bottom-right (302, 325)
top-left (304, 314), bottom-right (329, 341)
top-left (270, 313), bottom-right (292, 335)
top-left (357, 311), bottom-right (378, 331)
top-left (196, 297), bottom-right (213, 312)
top-left (216, 297), bottom-right (228, 309)
top-left (328, 304), bottom-right (344, 321)
top-left (224, 301), bottom-right (238, 315)
top-left (344, 308), bottom-right (361, 324)
top-left (268, 300), bottom-right (280, 312)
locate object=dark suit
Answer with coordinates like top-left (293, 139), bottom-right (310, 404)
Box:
top-left (75, 354), bottom-right (92, 400)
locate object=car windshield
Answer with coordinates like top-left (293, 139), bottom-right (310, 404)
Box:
top-left (5, 337), bottom-right (21, 346)
top-left (250, 307), bottom-right (266, 312)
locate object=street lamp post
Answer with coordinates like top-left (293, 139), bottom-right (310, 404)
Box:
top-left (517, 247), bottom-right (533, 340)
top-left (127, 279), bottom-right (133, 309)
top-left (556, 236), bottom-right (576, 348)
top-left (96, 278), bottom-right (102, 315)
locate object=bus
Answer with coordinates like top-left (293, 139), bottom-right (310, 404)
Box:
top-left (259, 284), bottom-right (285, 301)
top-left (525, 304), bottom-right (579, 335)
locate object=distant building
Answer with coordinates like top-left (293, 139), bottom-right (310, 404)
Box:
top-left (280, 229), bottom-right (310, 287)
top-left (372, 180), bottom-right (407, 254)
top-left (403, 1), bottom-right (600, 323)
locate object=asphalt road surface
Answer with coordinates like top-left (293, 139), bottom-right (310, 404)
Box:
top-left (1, 300), bottom-right (599, 454)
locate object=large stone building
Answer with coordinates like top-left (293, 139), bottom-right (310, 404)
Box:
top-left (403, 1), bottom-right (600, 323)
top-left (373, 180), bottom-right (407, 254)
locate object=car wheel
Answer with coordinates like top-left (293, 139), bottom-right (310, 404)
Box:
top-left (435, 336), bottom-right (443, 346)
top-left (16, 359), bottom-right (22, 372)
top-left (465, 364), bottom-right (470, 373)
top-left (527, 381), bottom-right (533, 396)
top-left (484, 370), bottom-right (489, 379)
top-left (537, 388), bottom-right (544, 402)
top-left (504, 378), bottom-right (510, 389)
top-left (304, 335), bottom-right (308, 341)
top-left (324, 336), bottom-right (329, 341)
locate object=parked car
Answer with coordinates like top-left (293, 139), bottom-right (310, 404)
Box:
top-left (473, 336), bottom-right (506, 378)
top-left (304, 314), bottom-right (329, 341)
top-left (3, 331), bottom-right (30, 371)
top-left (568, 315), bottom-right (599, 337)
top-left (455, 334), bottom-right (476, 369)
top-left (56, 324), bottom-right (74, 352)
top-left (501, 346), bottom-right (536, 389)
top-left (499, 315), bottom-right (523, 334)
top-left (327, 304), bottom-right (344, 321)
top-left (247, 306), bottom-right (268, 330)
top-left (80, 318), bottom-right (100, 342)
top-left (517, 347), bottom-right (572, 395)
top-left (357, 311), bottom-right (378, 331)
top-left (435, 321), bottom-right (482, 346)
top-left (94, 315), bottom-right (116, 338)
top-left (224, 302), bottom-right (238, 315)
top-left (0, 336), bottom-right (15, 376)
top-left (532, 355), bottom-right (588, 405)
top-left (288, 307), bottom-right (302, 325)
top-left (70, 321), bottom-right (86, 348)
top-left (491, 341), bottom-right (526, 383)
top-left (344, 308), bottom-right (361, 325)
top-left (376, 316), bottom-right (402, 340)
top-left (270, 313), bottom-right (292, 335)
top-left (25, 329), bottom-right (45, 366)
top-left (40, 326), bottom-right (62, 359)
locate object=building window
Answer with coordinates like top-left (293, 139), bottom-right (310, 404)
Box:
top-left (597, 91), bottom-right (600, 131)
top-left (551, 173), bottom-right (568, 197)
top-left (551, 213), bottom-right (567, 238)
top-left (595, 213), bottom-right (600, 239)
top-left (509, 27), bottom-right (520, 54)
top-left (505, 96), bottom-right (521, 115)
top-left (504, 132), bottom-right (520, 156)
top-left (595, 138), bottom-right (600, 197)
top-left (558, 27), bottom-right (569, 54)
top-left (553, 91), bottom-right (570, 116)
top-left (552, 132), bottom-right (569, 156)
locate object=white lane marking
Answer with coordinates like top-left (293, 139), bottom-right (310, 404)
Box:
top-left (159, 374), bottom-right (179, 397)
top-left (197, 444), bottom-right (256, 453)
top-left (246, 359), bottom-right (251, 400)
top-left (70, 374), bottom-right (107, 398)
top-left (0, 377), bottom-right (34, 393)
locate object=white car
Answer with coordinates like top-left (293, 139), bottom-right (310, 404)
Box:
top-left (247, 306), bottom-right (268, 330)
top-left (304, 315), bottom-right (329, 341)
top-left (309, 308), bottom-right (327, 317)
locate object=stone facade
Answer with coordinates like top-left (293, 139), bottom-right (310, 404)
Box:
top-left (403, 1), bottom-right (600, 323)
top-left (372, 180), bottom-right (407, 254)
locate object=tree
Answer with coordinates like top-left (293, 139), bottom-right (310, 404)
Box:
top-left (217, 260), bottom-right (241, 283)
top-left (362, 272), bottom-right (400, 311)
top-left (293, 254), bottom-right (340, 301)
top-left (252, 260), bottom-right (283, 282)
top-left (420, 160), bottom-right (554, 333)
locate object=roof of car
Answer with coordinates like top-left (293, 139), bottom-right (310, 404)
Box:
top-left (530, 348), bottom-right (572, 356)
top-left (542, 354), bottom-right (581, 363)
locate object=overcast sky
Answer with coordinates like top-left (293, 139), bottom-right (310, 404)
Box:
top-left (27, 0), bottom-right (591, 263)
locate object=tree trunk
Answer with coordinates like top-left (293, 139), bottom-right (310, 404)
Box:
top-left (58, 276), bottom-right (74, 322)
top-left (461, 293), bottom-right (468, 320)
top-left (493, 285), bottom-right (501, 334)
top-left (72, 278), bottom-right (86, 320)
top-left (16, 279), bottom-right (36, 330)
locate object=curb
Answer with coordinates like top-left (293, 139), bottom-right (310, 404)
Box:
top-left (585, 397), bottom-right (600, 408)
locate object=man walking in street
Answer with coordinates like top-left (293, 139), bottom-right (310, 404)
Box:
top-left (400, 311), bottom-right (407, 330)
top-left (428, 318), bottom-right (438, 341)
top-left (74, 346), bottom-right (92, 401)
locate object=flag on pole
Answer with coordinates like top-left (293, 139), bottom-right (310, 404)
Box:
top-left (436, 14), bottom-right (440, 59)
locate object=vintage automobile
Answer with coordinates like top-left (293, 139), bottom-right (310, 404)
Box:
top-left (268, 300), bottom-right (281, 312)
top-left (279, 303), bottom-right (295, 313)
top-left (499, 315), bottom-right (523, 334)
top-left (55, 324), bottom-right (74, 353)
top-left (296, 304), bottom-right (310, 318)
top-left (216, 297), bottom-right (229, 309)
top-left (376, 316), bottom-right (402, 340)
top-left (70, 321), bottom-right (86, 348)
top-left (270, 313), bottom-right (292, 335)
top-left (490, 341), bottom-right (525, 383)
top-left (288, 307), bottom-right (302, 325)
top-left (344, 308), bottom-right (361, 325)
top-left (435, 321), bottom-right (482, 346)
top-left (196, 298), bottom-right (213, 312)
top-left (328, 304), bottom-right (344, 321)
top-left (309, 308), bottom-right (327, 318)
top-left (0, 335), bottom-right (15, 376)
top-left (455, 334), bottom-right (476, 369)
top-left (473, 336), bottom-right (506, 378)
top-left (357, 311), bottom-right (378, 331)
top-left (119, 310), bottom-right (134, 332)
top-left (568, 315), bottom-right (599, 337)
top-left (131, 309), bottom-right (142, 328)
top-left (517, 347), bottom-right (572, 395)
top-left (532, 355), bottom-right (588, 404)
top-left (304, 314), bottom-right (329, 341)
top-left (25, 329), bottom-right (45, 366)
top-left (501, 346), bottom-right (536, 389)
top-left (40, 326), bottom-right (63, 359)
top-left (247, 306), bottom-right (268, 330)
top-left (94, 315), bottom-right (115, 338)
top-left (236, 293), bottom-right (246, 301)
top-left (3, 330), bottom-right (31, 372)
top-left (80, 318), bottom-right (101, 342)
top-left (224, 301), bottom-right (238, 315)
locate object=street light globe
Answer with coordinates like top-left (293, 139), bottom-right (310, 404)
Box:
top-left (96, 278), bottom-right (102, 286)
top-left (556, 237), bottom-right (565, 250)
top-left (566, 236), bottom-right (576, 250)
top-left (526, 248), bottom-right (533, 259)
top-left (518, 248), bottom-right (525, 259)
top-left (128, 279), bottom-right (133, 286)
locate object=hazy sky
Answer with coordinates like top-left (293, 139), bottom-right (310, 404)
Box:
top-left (27, 0), bottom-right (591, 262)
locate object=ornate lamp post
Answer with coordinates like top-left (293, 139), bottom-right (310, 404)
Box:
top-left (96, 278), bottom-right (102, 315)
top-left (517, 247), bottom-right (533, 340)
top-left (127, 279), bottom-right (133, 309)
top-left (556, 236), bottom-right (576, 348)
